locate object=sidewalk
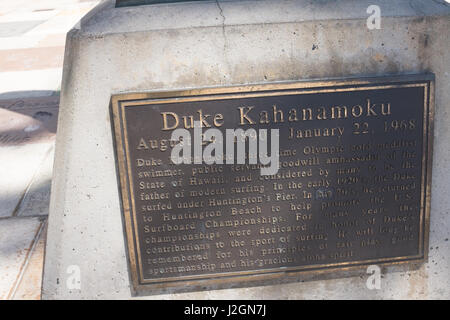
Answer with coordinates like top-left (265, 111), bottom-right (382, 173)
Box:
top-left (0, 0), bottom-right (100, 300)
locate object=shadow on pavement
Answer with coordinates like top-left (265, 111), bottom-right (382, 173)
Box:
top-left (0, 90), bottom-right (59, 146)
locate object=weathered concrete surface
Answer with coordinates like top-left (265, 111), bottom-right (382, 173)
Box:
top-left (0, 143), bottom-right (53, 217)
top-left (43, 0), bottom-right (450, 299)
top-left (17, 146), bottom-right (54, 217)
top-left (0, 217), bottom-right (44, 299)
top-left (0, 95), bottom-right (58, 218)
top-left (11, 222), bottom-right (47, 300)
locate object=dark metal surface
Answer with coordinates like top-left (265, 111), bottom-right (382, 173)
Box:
top-left (110, 74), bottom-right (433, 295)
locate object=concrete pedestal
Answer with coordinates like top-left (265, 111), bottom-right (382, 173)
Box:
top-left (42, 0), bottom-right (450, 299)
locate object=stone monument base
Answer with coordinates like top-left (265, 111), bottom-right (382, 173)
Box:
top-left (43, 0), bottom-right (450, 299)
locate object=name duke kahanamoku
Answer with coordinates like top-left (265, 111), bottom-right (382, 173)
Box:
top-left (159, 98), bottom-right (391, 139)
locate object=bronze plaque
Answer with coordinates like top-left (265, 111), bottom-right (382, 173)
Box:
top-left (111, 74), bottom-right (433, 295)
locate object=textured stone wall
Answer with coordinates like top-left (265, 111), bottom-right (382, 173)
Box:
top-left (43, 0), bottom-right (450, 299)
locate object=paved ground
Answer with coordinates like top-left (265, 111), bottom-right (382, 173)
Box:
top-left (0, 0), bottom-right (100, 300)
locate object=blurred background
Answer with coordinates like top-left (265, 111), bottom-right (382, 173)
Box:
top-left (0, 0), bottom-right (100, 300)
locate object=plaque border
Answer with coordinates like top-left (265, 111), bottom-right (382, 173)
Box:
top-left (110, 74), bottom-right (434, 295)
